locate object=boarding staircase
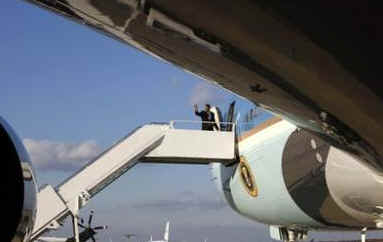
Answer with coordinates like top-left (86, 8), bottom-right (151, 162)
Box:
top-left (31, 122), bottom-right (236, 241)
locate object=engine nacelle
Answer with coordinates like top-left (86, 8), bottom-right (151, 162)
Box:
top-left (1, 117), bottom-right (37, 241)
top-left (212, 118), bottom-right (383, 231)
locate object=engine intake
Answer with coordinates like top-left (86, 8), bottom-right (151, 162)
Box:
top-left (0, 117), bottom-right (37, 241)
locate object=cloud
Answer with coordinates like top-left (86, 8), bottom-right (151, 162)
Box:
top-left (189, 82), bottom-right (227, 106)
top-left (132, 190), bottom-right (227, 212)
top-left (132, 199), bottom-right (227, 212)
top-left (23, 138), bottom-right (102, 171)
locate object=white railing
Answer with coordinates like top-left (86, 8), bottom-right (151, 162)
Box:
top-left (169, 120), bottom-right (236, 131)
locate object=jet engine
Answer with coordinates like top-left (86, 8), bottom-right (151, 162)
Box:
top-left (1, 117), bottom-right (37, 242)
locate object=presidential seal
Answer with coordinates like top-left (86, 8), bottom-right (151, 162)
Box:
top-left (239, 156), bottom-right (258, 197)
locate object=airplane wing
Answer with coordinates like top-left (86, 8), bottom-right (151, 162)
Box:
top-left (23, 0), bottom-right (383, 170)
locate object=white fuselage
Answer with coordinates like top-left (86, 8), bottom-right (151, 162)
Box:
top-left (211, 117), bottom-right (383, 230)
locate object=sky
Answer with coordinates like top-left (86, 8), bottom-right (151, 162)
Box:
top-left (1, 1), bottom-right (367, 242)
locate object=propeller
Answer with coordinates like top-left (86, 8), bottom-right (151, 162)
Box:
top-left (88, 211), bottom-right (93, 227)
top-left (74, 210), bottom-right (108, 242)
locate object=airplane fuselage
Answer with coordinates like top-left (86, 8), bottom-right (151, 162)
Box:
top-left (212, 117), bottom-right (383, 230)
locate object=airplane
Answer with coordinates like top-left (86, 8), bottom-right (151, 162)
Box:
top-left (148, 221), bottom-right (170, 242)
top-left (124, 233), bottom-right (137, 241)
top-left (123, 222), bottom-right (169, 242)
top-left (3, 1), bottom-right (383, 242)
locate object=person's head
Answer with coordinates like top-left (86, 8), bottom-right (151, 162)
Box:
top-left (205, 104), bottom-right (211, 112)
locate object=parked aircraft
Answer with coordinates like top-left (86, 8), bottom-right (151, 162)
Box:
top-left (122, 222), bottom-right (169, 242)
top-left (149, 222), bottom-right (170, 242)
top-left (124, 233), bottom-right (137, 241)
top-left (4, 1), bottom-right (383, 242)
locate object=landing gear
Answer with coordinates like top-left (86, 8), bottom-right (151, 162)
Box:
top-left (269, 226), bottom-right (308, 242)
top-left (287, 229), bottom-right (308, 242)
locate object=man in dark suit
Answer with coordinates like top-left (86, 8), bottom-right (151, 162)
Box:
top-left (194, 104), bottom-right (215, 130)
